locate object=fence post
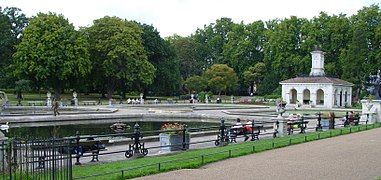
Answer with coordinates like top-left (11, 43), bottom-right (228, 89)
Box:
top-left (316, 111), bottom-right (322, 131)
top-left (289, 138), bottom-right (292, 145)
top-left (349, 127), bottom-right (352, 133)
top-left (272, 142), bottom-right (275, 149)
top-left (182, 127), bottom-right (187, 150)
top-left (201, 155), bottom-right (204, 165)
top-left (75, 131), bottom-right (81, 165)
top-left (229, 150), bottom-right (232, 157)
top-left (252, 146), bottom-right (256, 153)
top-left (121, 170), bottom-right (124, 178)
top-left (329, 131), bottom-right (332, 137)
top-left (340, 129), bottom-right (342, 135)
top-left (158, 163), bottom-right (161, 171)
top-left (304, 136), bottom-right (307, 142)
top-left (317, 133), bottom-right (320, 139)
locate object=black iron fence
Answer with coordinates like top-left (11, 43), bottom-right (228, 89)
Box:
top-left (0, 138), bottom-right (72, 180)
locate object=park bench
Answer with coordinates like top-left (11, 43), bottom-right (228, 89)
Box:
top-left (228, 124), bottom-right (263, 143)
top-left (287, 120), bottom-right (309, 135)
top-left (59, 139), bottom-right (108, 162)
top-left (82, 100), bottom-right (97, 105)
top-left (27, 101), bottom-right (45, 106)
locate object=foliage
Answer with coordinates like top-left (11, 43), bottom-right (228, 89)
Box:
top-left (203, 64), bottom-right (238, 95)
top-left (184, 75), bottom-right (207, 93)
top-left (198, 91), bottom-right (213, 103)
top-left (14, 79), bottom-right (31, 99)
top-left (85, 16), bottom-right (155, 99)
top-left (0, 7), bottom-right (28, 88)
top-left (13, 12), bottom-right (90, 99)
top-left (140, 24), bottom-right (181, 96)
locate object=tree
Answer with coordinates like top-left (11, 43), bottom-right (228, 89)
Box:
top-left (184, 75), bottom-right (207, 93)
top-left (13, 12), bottom-right (91, 99)
top-left (0, 7), bottom-right (28, 88)
top-left (203, 64), bottom-right (238, 95)
top-left (140, 24), bottom-right (181, 96)
top-left (86, 16), bottom-right (155, 99)
top-left (14, 79), bottom-right (31, 101)
top-left (168, 35), bottom-right (204, 78)
top-left (243, 62), bottom-right (266, 94)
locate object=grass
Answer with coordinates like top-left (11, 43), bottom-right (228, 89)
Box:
top-left (71, 123), bottom-right (381, 180)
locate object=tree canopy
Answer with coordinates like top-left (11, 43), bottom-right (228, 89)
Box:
top-left (85, 16), bottom-right (155, 99)
top-left (13, 12), bottom-right (90, 99)
top-left (204, 64), bottom-right (238, 95)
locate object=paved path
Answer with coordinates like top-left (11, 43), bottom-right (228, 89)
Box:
top-left (138, 127), bottom-right (381, 180)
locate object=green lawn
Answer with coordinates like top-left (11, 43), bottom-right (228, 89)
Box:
top-left (72, 123), bottom-right (380, 180)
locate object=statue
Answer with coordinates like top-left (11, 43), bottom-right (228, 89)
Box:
top-left (366, 70), bottom-right (381, 100)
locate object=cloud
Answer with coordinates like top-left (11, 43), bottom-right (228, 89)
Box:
top-left (1, 0), bottom-right (376, 37)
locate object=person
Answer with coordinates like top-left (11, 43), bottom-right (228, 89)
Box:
top-left (329, 112), bottom-right (335, 129)
top-left (349, 111), bottom-right (355, 124)
top-left (52, 99), bottom-right (60, 116)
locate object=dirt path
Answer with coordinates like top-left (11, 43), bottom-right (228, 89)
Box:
top-left (138, 127), bottom-right (381, 180)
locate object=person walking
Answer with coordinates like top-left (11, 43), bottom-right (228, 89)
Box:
top-left (52, 99), bottom-right (60, 116)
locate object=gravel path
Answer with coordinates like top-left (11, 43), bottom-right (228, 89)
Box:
top-left (137, 127), bottom-right (381, 180)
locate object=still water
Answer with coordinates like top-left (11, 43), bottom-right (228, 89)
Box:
top-left (7, 121), bottom-right (219, 139)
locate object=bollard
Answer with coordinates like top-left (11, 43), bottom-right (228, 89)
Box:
top-left (182, 127), bottom-right (187, 150)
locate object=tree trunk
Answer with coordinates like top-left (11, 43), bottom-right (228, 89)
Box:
top-left (106, 78), bottom-right (116, 99)
top-left (107, 88), bottom-right (114, 99)
top-left (16, 91), bottom-right (22, 100)
top-left (250, 82), bottom-right (254, 95)
top-left (54, 88), bottom-right (61, 100)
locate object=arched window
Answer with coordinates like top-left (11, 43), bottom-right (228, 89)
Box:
top-left (303, 89), bottom-right (310, 104)
top-left (290, 89), bottom-right (297, 104)
top-left (316, 89), bottom-right (324, 105)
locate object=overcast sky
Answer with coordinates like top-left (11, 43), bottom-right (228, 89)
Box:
top-left (1, 0), bottom-right (379, 37)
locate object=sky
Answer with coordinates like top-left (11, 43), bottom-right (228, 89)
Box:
top-left (1, 0), bottom-right (380, 37)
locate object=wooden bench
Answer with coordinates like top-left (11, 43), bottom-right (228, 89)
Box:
top-left (287, 121), bottom-right (309, 135)
top-left (82, 100), bottom-right (97, 105)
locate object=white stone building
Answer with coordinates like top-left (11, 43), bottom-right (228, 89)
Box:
top-left (280, 49), bottom-right (353, 108)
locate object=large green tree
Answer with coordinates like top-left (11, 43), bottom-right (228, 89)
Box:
top-left (203, 64), bottom-right (238, 95)
top-left (13, 12), bottom-right (90, 99)
top-left (0, 7), bottom-right (28, 88)
top-left (168, 35), bottom-right (204, 79)
top-left (140, 24), bottom-right (181, 96)
top-left (184, 75), bottom-right (207, 93)
top-left (86, 16), bottom-right (155, 99)
top-left (243, 62), bottom-right (266, 94)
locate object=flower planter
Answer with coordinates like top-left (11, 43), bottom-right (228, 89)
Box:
top-left (159, 133), bottom-right (190, 152)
